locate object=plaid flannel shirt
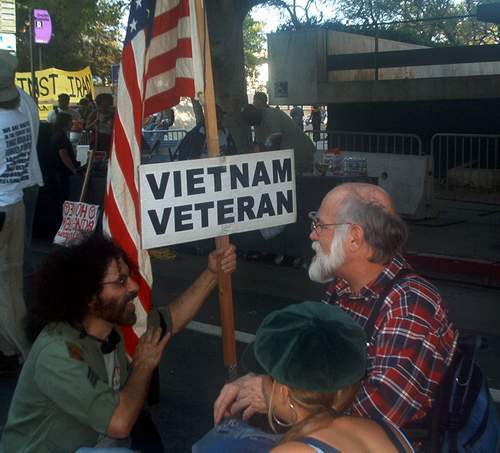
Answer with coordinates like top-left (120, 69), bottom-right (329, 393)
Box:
top-left (322, 255), bottom-right (458, 427)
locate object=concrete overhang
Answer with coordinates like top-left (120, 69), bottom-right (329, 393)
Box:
top-left (319, 74), bottom-right (500, 103)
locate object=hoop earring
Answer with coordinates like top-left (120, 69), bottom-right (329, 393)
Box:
top-left (271, 398), bottom-right (297, 428)
top-left (268, 381), bottom-right (295, 431)
top-left (272, 407), bottom-right (294, 428)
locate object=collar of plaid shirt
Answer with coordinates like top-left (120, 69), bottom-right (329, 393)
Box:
top-left (323, 254), bottom-right (409, 304)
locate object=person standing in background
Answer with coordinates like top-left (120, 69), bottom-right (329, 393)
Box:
top-left (241, 104), bottom-right (315, 175)
top-left (253, 91), bottom-right (269, 109)
top-left (86, 93), bottom-right (115, 153)
top-left (47, 93), bottom-right (81, 124)
top-left (16, 82), bottom-right (43, 280)
top-left (50, 112), bottom-right (79, 224)
top-left (309, 105), bottom-right (322, 142)
top-left (77, 98), bottom-right (94, 129)
top-left (289, 105), bottom-right (304, 131)
top-left (0, 51), bottom-right (33, 372)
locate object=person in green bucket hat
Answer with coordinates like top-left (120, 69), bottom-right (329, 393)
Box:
top-left (194, 302), bottom-right (414, 453)
top-left (241, 302), bottom-right (414, 453)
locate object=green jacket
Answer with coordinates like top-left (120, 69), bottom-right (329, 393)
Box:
top-left (0, 322), bottom-right (129, 453)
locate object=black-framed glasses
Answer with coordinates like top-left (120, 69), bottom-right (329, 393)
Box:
top-left (101, 273), bottom-right (130, 288)
top-left (310, 218), bottom-right (352, 234)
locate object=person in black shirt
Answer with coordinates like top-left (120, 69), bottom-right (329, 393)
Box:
top-left (50, 112), bottom-right (79, 212)
top-left (308, 105), bottom-right (322, 142)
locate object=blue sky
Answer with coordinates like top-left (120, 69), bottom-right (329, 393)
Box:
top-left (251, 1), bottom-right (337, 33)
top-left (121, 1), bottom-right (336, 35)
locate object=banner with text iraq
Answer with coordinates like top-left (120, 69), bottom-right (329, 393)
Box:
top-left (15, 67), bottom-right (95, 120)
top-left (139, 150), bottom-right (296, 249)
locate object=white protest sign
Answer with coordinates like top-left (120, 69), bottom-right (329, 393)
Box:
top-left (139, 149), bottom-right (296, 249)
top-left (54, 201), bottom-right (100, 246)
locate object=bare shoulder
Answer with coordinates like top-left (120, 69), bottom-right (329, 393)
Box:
top-left (271, 441), bottom-right (317, 452)
top-left (338, 416), bottom-right (411, 453)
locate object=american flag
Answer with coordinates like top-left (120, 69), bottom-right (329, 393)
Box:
top-left (103, 0), bottom-right (203, 355)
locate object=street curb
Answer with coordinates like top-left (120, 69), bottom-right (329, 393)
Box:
top-left (406, 252), bottom-right (500, 288)
top-left (35, 241), bottom-right (500, 288)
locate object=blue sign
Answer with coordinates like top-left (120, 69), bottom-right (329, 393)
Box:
top-left (111, 64), bottom-right (120, 85)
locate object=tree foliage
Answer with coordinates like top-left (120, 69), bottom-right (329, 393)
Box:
top-left (15, 0), bottom-right (126, 83)
top-left (243, 15), bottom-right (266, 87)
top-left (259, 0), bottom-right (498, 46)
top-left (329, 0), bottom-right (499, 46)
top-left (266, 0), bottom-right (328, 28)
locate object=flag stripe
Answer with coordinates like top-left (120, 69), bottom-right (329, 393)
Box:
top-left (148, 16), bottom-right (191, 59)
top-left (105, 185), bottom-right (152, 298)
top-left (105, 187), bottom-right (150, 350)
top-left (145, 58), bottom-right (197, 99)
top-left (154, 0), bottom-right (181, 16)
top-left (105, 187), bottom-right (140, 280)
top-left (152, 0), bottom-right (190, 37)
top-left (147, 37), bottom-right (193, 78)
top-left (130, 31), bottom-right (147, 100)
top-left (121, 42), bottom-right (146, 156)
top-left (144, 77), bottom-right (195, 117)
top-left (105, 0), bottom-right (201, 355)
top-left (110, 120), bottom-right (140, 225)
top-left (108, 151), bottom-right (140, 241)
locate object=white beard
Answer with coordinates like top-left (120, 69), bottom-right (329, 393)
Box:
top-left (308, 231), bottom-right (346, 283)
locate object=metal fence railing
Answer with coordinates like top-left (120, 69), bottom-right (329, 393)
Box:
top-left (142, 128), bottom-right (186, 150)
top-left (76, 128), bottom-right (187, 149)
top-left (304, 129), bottom-right (329, 151)
top-left (431, 133), bottom-right (500, 203)
top-left (141, 128), bottom-right (187, 162)
top-left (77, 130), bottom-right (92, 145)
top-left (73, 128), bottom-right (188, 165)
top-left (306, 130), bottom-right (423, 155)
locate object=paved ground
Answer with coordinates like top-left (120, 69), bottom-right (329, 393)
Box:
top-left (1, 223), bottom-right (500, 451)
top-left (153, 249), bottom-right (500, 452)
top-left (406, 199), bottom-right (500, 262)
top-left (149, 252), bottom-right (500, 451)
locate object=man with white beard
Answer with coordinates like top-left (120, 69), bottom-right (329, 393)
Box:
top-left (213, 183), bottom-right (457, 430)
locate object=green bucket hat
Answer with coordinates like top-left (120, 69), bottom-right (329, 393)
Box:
top-left (242, 302), bottom-right (367, 393)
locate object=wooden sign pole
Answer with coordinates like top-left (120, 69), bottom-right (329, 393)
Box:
top-left (78, 149), bottom-right (94, 203)
top-left (194, 0), bottom-right (238, 381)
top-left (79, 117), bottom-right (98, 203)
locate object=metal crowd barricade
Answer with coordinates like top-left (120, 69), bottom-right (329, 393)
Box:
top-left (78, 130), bottom-right (92, 145)
top-left (305, 129), bottom-right (329, 151)
top-left (431, 133), bottom-right (500, 203)
top-left (142, 128), bottom-right (187, 162)
top-left (307, 130), bottom-right (423, 155)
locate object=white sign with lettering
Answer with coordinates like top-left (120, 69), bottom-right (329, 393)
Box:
top-left (139, 150), bottom-right (296, 249)
top-left (54, 201), bottom-right (100, 246)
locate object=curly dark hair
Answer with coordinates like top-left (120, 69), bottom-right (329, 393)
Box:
top-left (26, 234), bottom-right (129, 343)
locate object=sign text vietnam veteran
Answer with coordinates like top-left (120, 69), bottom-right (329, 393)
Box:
top-left (139, 150), bottom-right (296, 249)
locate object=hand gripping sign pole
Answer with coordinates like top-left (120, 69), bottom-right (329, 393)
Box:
top-left (194, 0), bottom-right (238, 382)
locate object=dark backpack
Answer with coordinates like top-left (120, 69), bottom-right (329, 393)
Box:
top-left (360, 269), bottom-right (500, 453)
top-left (435, 336), bottom-right (500, 452)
